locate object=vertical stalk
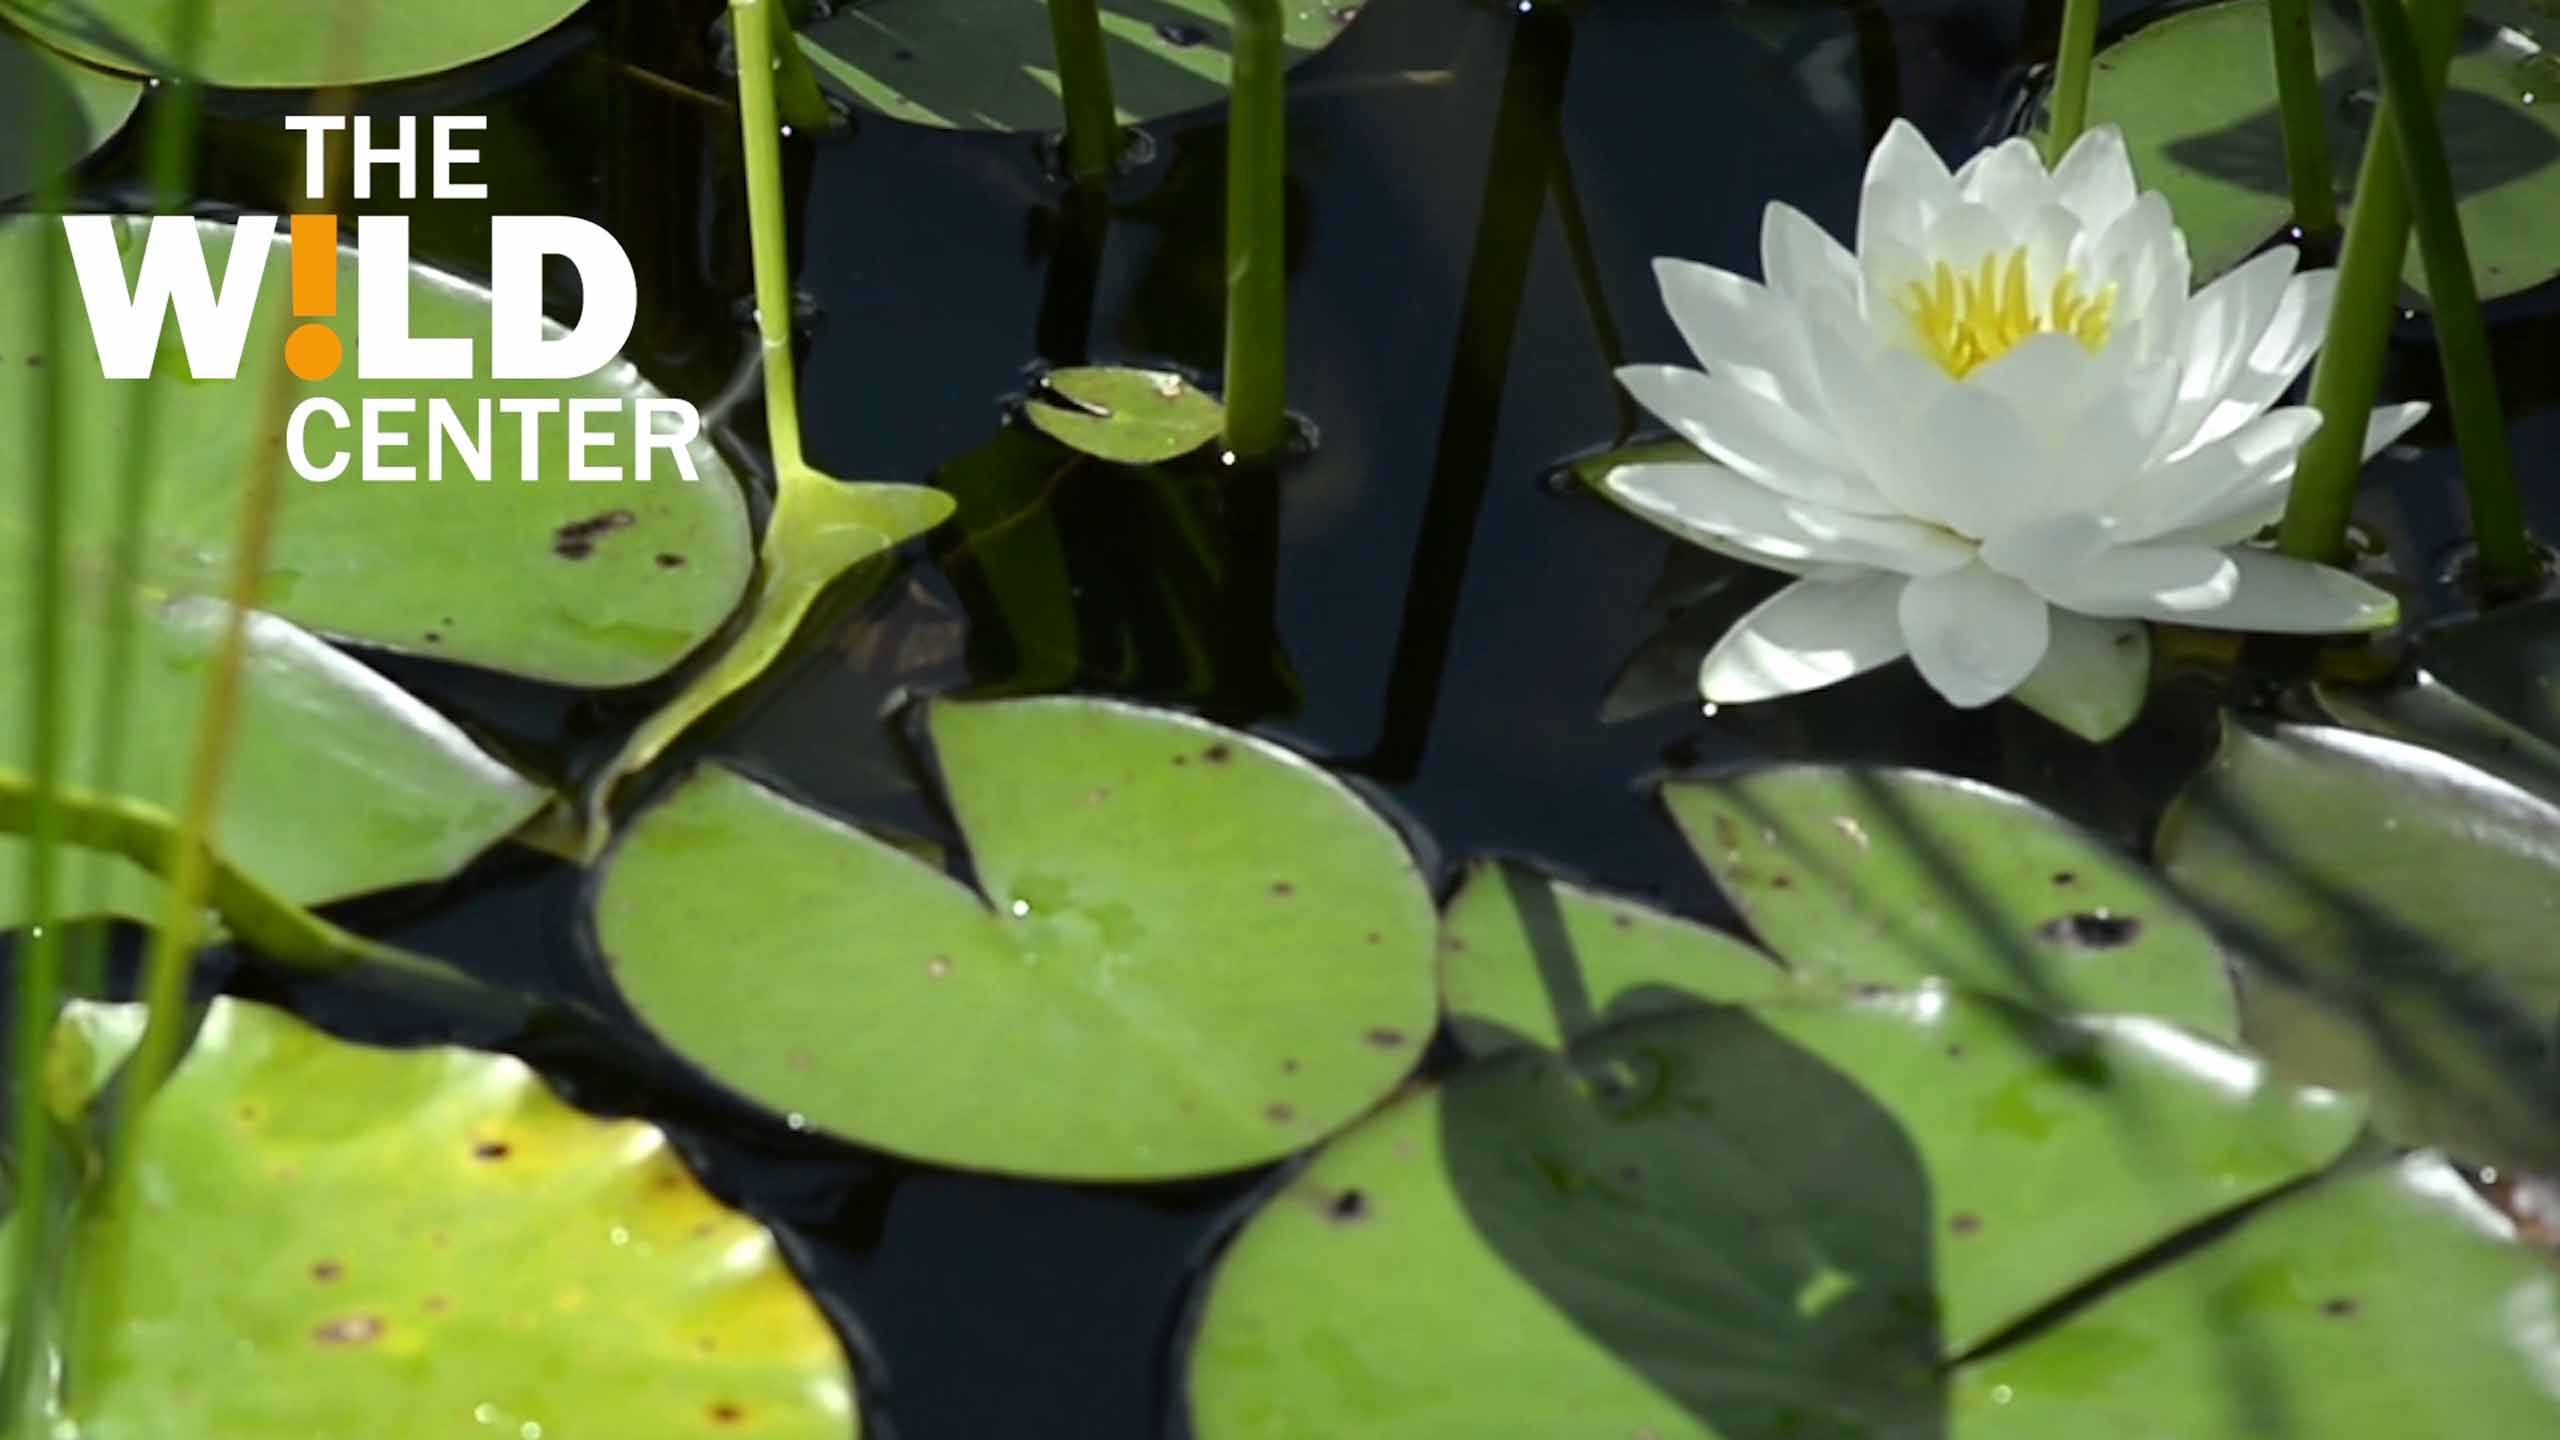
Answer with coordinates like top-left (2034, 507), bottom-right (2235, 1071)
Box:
top-left (4, 98), bottom-right (74, 1440)
top-left (763, 0), bottom-right (836, 133)
top-left (2267, 0), bottom-right (2341, 242)
top-left (1046, 0), bottom-right (1123, 181)
top-left (2358, 0), bottom-right (2531, 589)
top-left (2044, 0), bottom-right (2102, 160)
top-left (1221, 0), bottom-right (1288, 458)
top-left (735, 0), bottom-right (810, 476)
top-left (2277, 0), bottom-right (2462, 564)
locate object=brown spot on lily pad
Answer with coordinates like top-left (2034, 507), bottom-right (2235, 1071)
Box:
top-left (2035, 911), bottom-right (2142, 949)
top-left (1950, 1212), bottom-right (1983, 1236)
top-left (710, 1403), bottom-right (746, 1426)
top-left (2321, 1296), bottom-right (2359, 1318)
top-left (655, 552), bottom-right (687, 568)
top-left (1201, 743), bottom-right (1233, 764)
top-left (1366, 1027), bottom-right (1409, 1049)
top-left (1265, 1102), bottom-right (1296, 1124)
top-left (472, 1140), bottom-right (512, 1161)
top-left (1328, 1189), bottom-right (1369, 1222)
top-left (1270, 881), bottom-right (1295, 897)
top-left (552, 509), bottom-right (636, 559)
top-left (310, 1260), bottom-right (343, 1283)
top-left (312, 1313), bottom-right (386, 1346)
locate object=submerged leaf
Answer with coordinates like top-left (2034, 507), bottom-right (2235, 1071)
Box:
top-left (1187, 991), bottom-right (2362, 1436)
top-left (796, 0), bottom-right (1360, 133)
top-left (2157, 720), bottom-right (2560, 1174)
top-left (0, 0), bottom-right (589, 87)
top-left (593, 697), bottom-right (1438, 1180)
top-left (1665, 768), bottom-right (2241, 1038)
top-left (24, 999), bottom-right (855, 1436)
top-left (1023, 366), bottom-right (1224, 465)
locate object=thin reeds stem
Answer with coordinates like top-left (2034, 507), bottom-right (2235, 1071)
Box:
top-left (1220, 0), bottom-right (1289, 458)
top-left (1046, 0), bottom-right (1123, 182)
top-left (2044, 0), bottom-right (2103, 161)
top-left (2267, 0), bottom-right (2341, 243)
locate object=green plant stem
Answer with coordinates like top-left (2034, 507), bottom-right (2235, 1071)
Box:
top-left (1221, 0), bottom-right (1289, 458)
top-left (762, 0), bottom-right (835, 133)
top-left (2044, 0), bottom-right (2102, 160)
top-left (2266, 0), bottom-right (2340, 242)
top-left (5, 106), bottom-right (74, 1440)
top-left (579, 1), bottom-right (958, 854)
top-left (1046, 0), bottom-right (1122, 181)
top-left (2277, 0), bottom-right (2462, 565)
top-left (2359, 0), bottom-right (2531, 590)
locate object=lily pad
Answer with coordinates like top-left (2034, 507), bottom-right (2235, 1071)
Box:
top-left (1664, 768), bottom-right (2242, 1039)
top-left (0, 215), bottom-right (754, 927)
top-left (2156, 720), bottom-right (2560, 1174)
top-left (2412, 596), bottom-right (2560, 754)
top-left (592, 697), bottom-right (1438, 1180)
top-left (2082, 0), bottom-right (2560, 299)
top-left (1023, 365), bottom-right (1224, 465)
top-left (0, 0), bottom-right (589, 87)
top-left (1439, 857), bottom-right (1797, 1056)
top-left (0, 20), bottom-right (141, 203)
top-left (1186, 990), bottom-right (2364, 1437)
top-left (797, 0), bottom-right (1359, 132)
top-left (24, 998), bottom-right (855, 1436)
top-left (1955, 1153), bottom-right (2560, 1436)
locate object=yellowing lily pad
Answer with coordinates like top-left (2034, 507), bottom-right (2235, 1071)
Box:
top-left (35, 998), bottom-right (856, 1437)
top-left (797, 0), bottom-right (1360, 133)
top-left (1023, 366), bottom-right (1224, 464)
top-left (0, 0), bottom-right (589, 87)
top-left (593, 697), bottom-right (1439, 1180)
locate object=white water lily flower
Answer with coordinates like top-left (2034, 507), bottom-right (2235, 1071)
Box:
top-left (1603, 120), bottom-right (2426, 723)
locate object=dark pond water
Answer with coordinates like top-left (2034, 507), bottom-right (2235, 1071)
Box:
top-left (50, 0), bottom-right (2560, 1434)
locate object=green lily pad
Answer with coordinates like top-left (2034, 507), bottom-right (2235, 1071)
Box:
top-left (2413, 597), bottom-right (2560, 754)
top-left (1664, 768), bottom-right (2241, 1039)
top-left (1439, 857), bottom-right (1798, 1056)
top-left (0, 21), bottom-right (141, 203)
top-left (0, 215), bottom-right (755, 927)
top-left (797, 0), bottom-right (1359, 133)
top-left (1186, 990), bottom-right (2363, 1437)
top-left (593, 697), bottom-right (1438, 1180)
top-left (0, 0), bottom-right (588, 87)
top-left (1023, 366), bottom-right (1224, 465)
top-left (2156, 720), bottom-right (2560, 1175)
top-left (1955, 1153), bottom-right (2560, 1435)
top-left (24, 998), bottom-right (855, 1436)
top-left (2083, 0), bottom-right (2560, 299)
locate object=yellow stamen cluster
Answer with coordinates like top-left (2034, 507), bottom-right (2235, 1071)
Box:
top-left (1899, 246), bottom-right (2116, 379)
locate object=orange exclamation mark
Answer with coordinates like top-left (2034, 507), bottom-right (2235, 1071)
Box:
top-left (283, 213), bottom-right (342, 381)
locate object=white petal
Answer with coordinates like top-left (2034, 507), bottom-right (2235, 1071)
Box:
top-left (2010, 610), bottom-right (2150, 742)
top-left (1859, 120), bottom-right (1958, 262)
top-left (1699, 571), bottom-right (1910, 703)
top-left (1614, 364), bottom-right (1881, 511)
top-left (1761, 202), bottom-right (1859, 303)
top-left (1898, 562), bottom-right (2052, 707)
top-left (1893, 380), bottom-right (2041, 538)
top-left (1966, 337), bottom-right (2165, 515)
top-left (2156, 246), bottom-right (2300, 456)
top-left (2119, 407), bottom-right (2325, 542)
top-left (2050, 126), bottom-right (2139, 233)
top-left (1954, 136), bottom-right (2059, 220)
top-left (2174, 268), bottom-right (2339, 454)
top-left (2144, 548), bottom-right (2397, 633)
top-left (1651, 258), bottom-right (1816, 408)
top-left (2154, 401), bottom-right (2431, 547)
top-left (2088, 192), bottom-right (2191, 364)
top-left (2053, 544), bottom-right (2240, 614)
top-left (1603, 462), bottom-right (1973, 576)
top-left (1924, 201), bottom-right (2019, 267)
top-left (2362, 399), bottom-right (2430, 458)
